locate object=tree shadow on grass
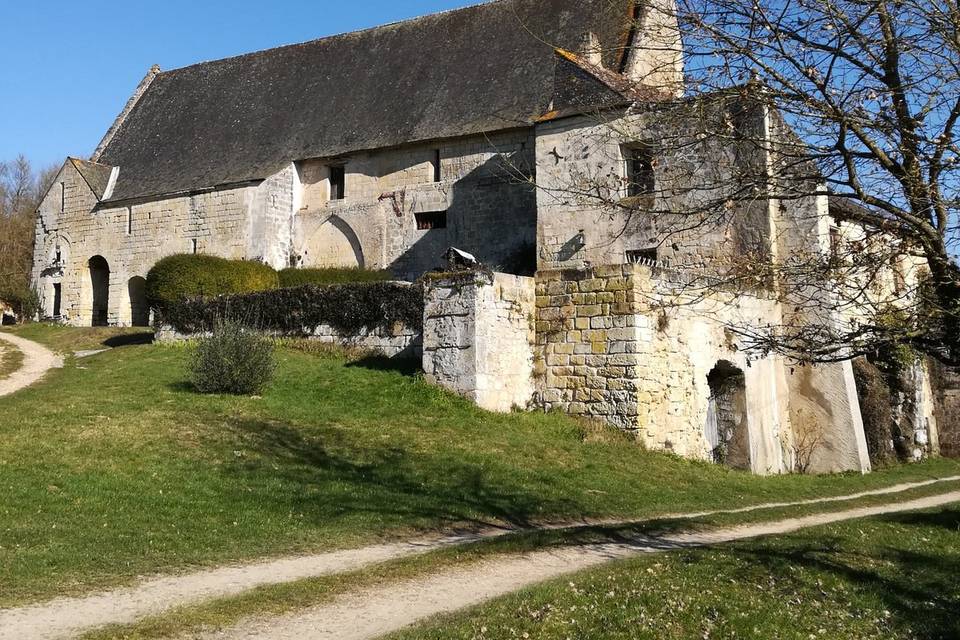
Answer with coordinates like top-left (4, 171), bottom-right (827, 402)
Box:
top-left (699, 510), bottom-right (960, 640)
top-left (102, 332), bottom-right (155, 348)
top-left (220, 417), bottom-right (579, 531)
top-left (346, 355), bottom-right (421, 377)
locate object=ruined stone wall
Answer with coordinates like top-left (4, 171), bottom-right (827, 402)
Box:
top-left (535, 99), bottom-right (773, 271)
top-left (293, 130), bottom-right (537, 280)
top-left (422, 271), bottom-right (536, 413)
top-left (534, 264), bottom-right (794, 474)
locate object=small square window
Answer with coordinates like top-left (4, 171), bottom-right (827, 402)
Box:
top-left (415, 211), bottom-right (447, 230)
top-left (623, 146), bottom-right (655, 198)
top-left (329, 166), bottom-right (346, 200)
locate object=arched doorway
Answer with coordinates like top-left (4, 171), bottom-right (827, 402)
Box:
top-left (302, 217), bottom-right (364, 268)
top-left (88, 256), bottom-right (110, 327)
top-left (705, 360), bottom-right (751, 470)
top-left (128, 277), bottom-right (149, 327)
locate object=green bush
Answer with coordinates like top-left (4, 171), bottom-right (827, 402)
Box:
top-left (278, 267), bottom-right (393, 288)
top-left (146, 255), bottom-right (279, 309)
top-left (190, 321), bottom-right (275, 395)
top-left (161, 282), bottom-right (424, 336)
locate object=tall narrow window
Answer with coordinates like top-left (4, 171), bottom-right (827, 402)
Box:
top-left (60, 183), bottom-right (66, 213)
top-left (329, 166), bottom-right (346, 201)
top-left (623, 146), bottom-right (655, 198)
top-left (191, 239), bottom-right (198, 254)
top-left (126, 207), bottom-right (133, 235)
top-left (52, 283), bottom-right (62, 318)
top-left (432, 149), bottom-right (442, 183)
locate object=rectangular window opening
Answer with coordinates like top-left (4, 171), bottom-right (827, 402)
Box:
top-left (624, 146), bottom-right (655, 198)
top-left (432, 149), bottom-right (442, 183)
top-left (60, 183), bottom-right (66, 213)
top-left (626, 248), bottom-right (658, 265)
top-left (329, 165), bottom-right (346, 200)
top-left (829, 227), bottom-right (841, 256)
top-left (191, 239), bottom-right (198, 254)
top-left (52, 283), bottom-right (62, 317)
top-left (126, 207), bottom-right (132, 235)
top-left (415, 210), bottom-right (448, 231)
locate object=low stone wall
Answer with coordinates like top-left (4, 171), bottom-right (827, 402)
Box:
top-left (156, 321), bottom-right (422, 359)
top-left (422, 271), bottom-right (536, 412)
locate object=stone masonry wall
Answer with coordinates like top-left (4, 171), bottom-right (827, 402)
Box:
top-left (423, 271), bottom-right (536, 412)
top-left (157, 321), bottom-right (421, 360)
top-left (33, 161), bottom-right (258, 327)
top-left (535, 264), bottom-right (642, 432)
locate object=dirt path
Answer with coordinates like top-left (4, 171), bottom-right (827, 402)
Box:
top-left (0, 332), bottom-right (62, 398)
top-left (200, 490), bottom-right (960, 640)
top-left (1, 477), bottom-right (958, 640)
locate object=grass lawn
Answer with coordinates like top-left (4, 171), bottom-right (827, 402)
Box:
top-left (1, 324), bottom-right (959, 607)
top-left (0, 340), bottom-right (24, 380)
top-left (390, 505), bottom-right (960, 640)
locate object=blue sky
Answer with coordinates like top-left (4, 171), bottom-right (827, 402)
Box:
top-left (0, 0), bottom-right (475, 169)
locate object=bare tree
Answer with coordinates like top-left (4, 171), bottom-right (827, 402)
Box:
top-left (547, 0), bottom-right (960, 365)
top-left (0, 155), bottom-right (56, 316)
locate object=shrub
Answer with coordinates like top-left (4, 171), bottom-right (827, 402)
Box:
top-left (278, 267), bottom-right (393, 288)
top-left (146, 255), bottom-right (279, 309)
top-left (190, 321), bottom-right (275, 395)
top-left (161, 282), bottom-right (424, 336)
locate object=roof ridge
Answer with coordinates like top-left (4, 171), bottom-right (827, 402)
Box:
top-left (160, 0), bottom-right (512, 76)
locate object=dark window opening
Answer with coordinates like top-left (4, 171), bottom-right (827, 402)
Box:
top-left (432, 149), bottom-right (442, 182)
top-left (892, 257), bottom-right (906, 294)
top-left (415, 211), bottom-right (447, 230)
top-left (626, 248), bottom-right (658, 265)
top-left (829, 226), bottom-right (841, 256)
top-left (126, 207), bottom-right (133, 235)
top-left (60, 183), bottom-right (66, 213)
top-left (191, 239), bottom-right (198, 254)
top-left (55, 246), bottom-right (62, 264)
top-left (52, 283), bottom-right (62, 317)
top-left (624, 146), bottom-right (655, 198)
top-left (329, 166), bottom-right (346, 200)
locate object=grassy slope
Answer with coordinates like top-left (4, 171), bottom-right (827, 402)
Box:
top-left (0, 340), bottom-right (24, 379)
top-left (0, 324), bottom-right (959, 606)
top-left (391, 506), bottom-right (960, 640)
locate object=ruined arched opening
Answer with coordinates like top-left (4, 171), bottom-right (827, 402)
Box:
top-left (705, 360), bottom-right (751, 470)
top-left (301, 217), bottom-right (365, 268)
top-left (88, 256), bottom-right (110, 327)
top-left (128, 276), bottom-right (149, 327)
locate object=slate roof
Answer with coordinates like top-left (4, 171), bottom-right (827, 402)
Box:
top-left (97, 0), bottom-right (637, 203)
top-left (69, 158), bottom-right (114, 200)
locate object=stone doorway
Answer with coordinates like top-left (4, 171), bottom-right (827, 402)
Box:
top-left (88, 256), bottom-right (110, 327)
top-left (705, 360), bottom-right (751, 470)
top-left (128, 277), bottom-right (149, 327)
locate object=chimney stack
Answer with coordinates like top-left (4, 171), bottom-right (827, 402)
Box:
top-left (579, 32), bottom-right (603, 67)
top-left (622, 0), bottom-right (685, 97)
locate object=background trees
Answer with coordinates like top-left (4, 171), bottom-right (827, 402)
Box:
top-left (0, 155), bottom-right (57, 317)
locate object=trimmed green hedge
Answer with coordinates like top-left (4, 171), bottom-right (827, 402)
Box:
top-left (278, 267), bottom-right (393, 288)
top-left (146, 255), bottom-right (279, 308)
top-left (158, 282), bottom-right (424, 335)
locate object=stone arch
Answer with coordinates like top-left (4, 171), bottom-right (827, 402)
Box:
top-left (88, 256), bottom-right (110, 327)
top-left (705, 360), bottom-right (751, 470)
top-left (127, 276), bottom-right (150, 327)
top-left (302, 216), bottom-right (364, 268)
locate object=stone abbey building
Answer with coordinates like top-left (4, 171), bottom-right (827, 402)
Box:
top-left (33, 0), bottom-right (942, 474)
